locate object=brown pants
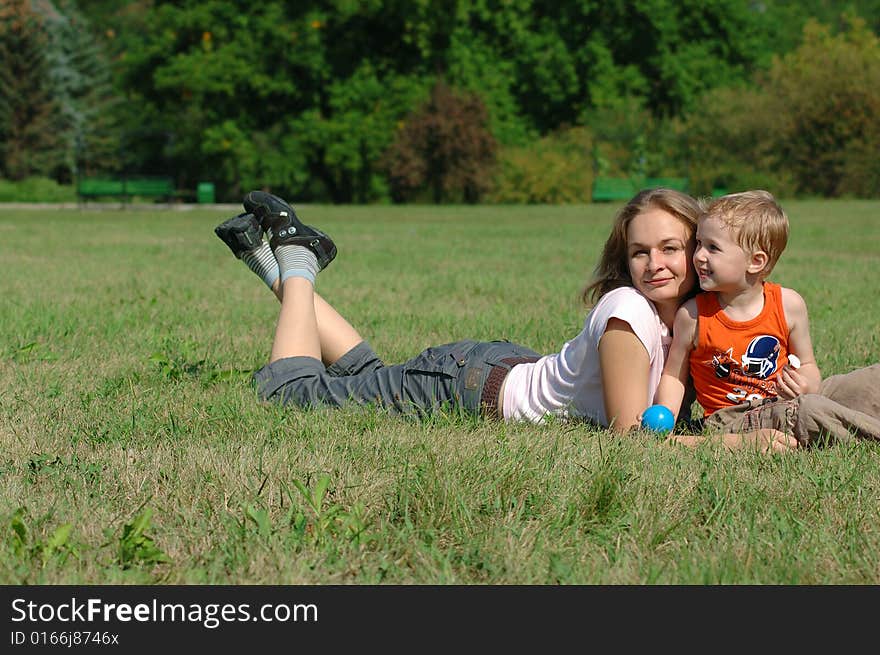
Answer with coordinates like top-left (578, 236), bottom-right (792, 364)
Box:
top-left (704, 364), bottom-right (880, 447)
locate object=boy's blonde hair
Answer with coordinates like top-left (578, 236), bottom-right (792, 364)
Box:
top-left (582, 187), bottom-right (703, 305)
top-left (704, 190), bottom-right (789, 277)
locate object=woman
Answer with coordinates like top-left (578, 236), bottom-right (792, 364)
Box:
top-left (215, 188), bottom-right (794, 450)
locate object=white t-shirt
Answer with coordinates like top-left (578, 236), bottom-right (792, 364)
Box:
top-left (502, 286), bottom-right (671, 426)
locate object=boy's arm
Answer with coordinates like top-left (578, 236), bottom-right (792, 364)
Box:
top-left (666, 430), bottom-right (799, 454)
top-left (778, 287), bottom-right (821, 398)
top-left (654, 300), bottom-right (698, 421)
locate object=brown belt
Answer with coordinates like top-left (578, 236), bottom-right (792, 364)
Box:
top-left (480, 357), bottom-right (540, 420)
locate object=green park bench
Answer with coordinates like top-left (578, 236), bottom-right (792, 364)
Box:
top-left (77, 176), bottom-right (175, 206)
top-left (591, 177), bottom-right (642, 202)
top-left (592, 176), bottom-right (690, 202)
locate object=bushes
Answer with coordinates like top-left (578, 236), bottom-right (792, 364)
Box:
top-left (487, 127), bottom-right (595, 204)
top-left (0, 176), bottom-right (76, 202)
top-left (677, 85), bottom-right (799, 198)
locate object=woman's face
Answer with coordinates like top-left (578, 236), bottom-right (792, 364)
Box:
top-left (625, 208), bottom-right (696, 310)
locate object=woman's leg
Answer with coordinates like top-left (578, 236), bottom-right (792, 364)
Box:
top-left (267, 279), bottom-right (363, 367)
top-left (268, 276), bottom-right (366, 366)
top-left (270, 276), bottom-right (321, 363)
top-left (314, 292), bottom-right (364, 366)
top-left (217, 204), bottom-right (363, 368)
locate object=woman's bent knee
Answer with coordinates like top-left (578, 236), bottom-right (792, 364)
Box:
top-left (253, 356), bottom-right (327, 402)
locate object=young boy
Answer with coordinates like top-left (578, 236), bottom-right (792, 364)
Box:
top-left (655, 190), bottom-right (880, 449)
top-left (655, 190), bottom-right (822, 428)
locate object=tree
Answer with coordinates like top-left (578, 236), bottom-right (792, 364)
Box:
top-left (288, 64), bottom-right (428, 203)
top-left (383, 81), bottom-right (496, 204)
top-left (682, 15), bottom-right (880, 197)
top-left (67, 0), bottom-right (880, 202)
top-left (0, 0), bottom-right (63, 180)
top-left (34, 0), bottom-right (122, 181)
top-left (766, 16), bottom-right (880, 196)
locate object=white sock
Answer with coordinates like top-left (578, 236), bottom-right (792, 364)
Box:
top-left (240, 242), bottom-right (280, 289)
top-left (276, 245), bottom-right (319, 284)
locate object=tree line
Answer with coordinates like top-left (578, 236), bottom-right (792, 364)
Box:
top-left (1, 0), bottom-right (878, 203)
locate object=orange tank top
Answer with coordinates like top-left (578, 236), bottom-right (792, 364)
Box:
top-left (689, 282), bottom-right (792, 416)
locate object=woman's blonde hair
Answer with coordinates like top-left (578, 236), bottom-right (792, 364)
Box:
top-left (581, 188), bottom-right (703, 305)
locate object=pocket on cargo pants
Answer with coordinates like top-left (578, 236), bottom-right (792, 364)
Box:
top-left (401, 342), bottom-right (477, 414)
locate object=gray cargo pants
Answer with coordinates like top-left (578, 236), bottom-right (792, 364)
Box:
top-left (253, 339), bottom-right (540, 419)
top-left (704, 364), bottom-right (880, 446)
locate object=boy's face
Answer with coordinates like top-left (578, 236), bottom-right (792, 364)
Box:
top-left (693, 215), bottom-right (754, 292)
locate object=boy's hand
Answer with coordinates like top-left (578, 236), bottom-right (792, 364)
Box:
top-left (776, 364), bottom-right (810, 399)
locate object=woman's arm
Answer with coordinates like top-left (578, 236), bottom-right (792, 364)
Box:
top-left (598, 318), bottom-right (652, 432)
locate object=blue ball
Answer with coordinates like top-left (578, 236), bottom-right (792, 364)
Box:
top-left (641, 404), bottom-right (675, 434)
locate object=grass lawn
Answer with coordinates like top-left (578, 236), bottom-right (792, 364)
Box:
top-left (1, 200), bottom-right (879, 584)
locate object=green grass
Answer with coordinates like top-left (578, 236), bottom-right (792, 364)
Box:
top-left (1, 200), bottom-right (879, 584)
